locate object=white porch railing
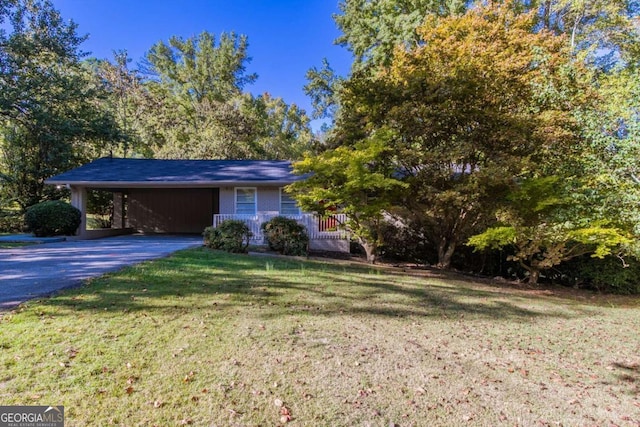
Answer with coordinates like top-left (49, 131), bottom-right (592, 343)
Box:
top-left (212, 213), bottom-right (348, 241)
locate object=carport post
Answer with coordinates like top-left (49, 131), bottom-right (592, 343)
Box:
top-left (113, 192), bottom-right (125, 228)
top-left (70, 185), bottom-right (87, 238)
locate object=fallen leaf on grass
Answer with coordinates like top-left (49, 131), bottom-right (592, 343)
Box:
top-left (280, 406), bottom-right (292, 423)
top-left (184, 371), bottom-right (196, 382)
top-left (280, 414), bottom-right (291, 424)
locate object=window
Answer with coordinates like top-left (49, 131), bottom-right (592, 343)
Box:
top-left (235, 188), bottom-right (256, 214)
top-left (280, 189), bottom-right (300, 215)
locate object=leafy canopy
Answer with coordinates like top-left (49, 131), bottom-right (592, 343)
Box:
top-left (289, 129), bottom-right (407, 262)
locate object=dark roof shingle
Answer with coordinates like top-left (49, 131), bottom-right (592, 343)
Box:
top-left (46, 158), bottom-right (302, 186)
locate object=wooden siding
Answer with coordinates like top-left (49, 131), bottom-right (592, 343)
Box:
top-left (127, 189), bottom-right (215, 233)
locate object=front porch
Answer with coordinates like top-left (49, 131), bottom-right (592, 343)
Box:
top-left (212, 213), bottom-right (350, 252)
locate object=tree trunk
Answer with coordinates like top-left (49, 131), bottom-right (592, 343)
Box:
top-left (436, 237), bottom-right (457, 269)
top-left (357, 238), bottom-right (377, 264)
top-left (520, 261), bottom-right (541, 285)
top-left (528, 269), bottom-right (541, 285)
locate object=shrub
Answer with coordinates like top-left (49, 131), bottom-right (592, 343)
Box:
top-left (261, 216), bottom-right (309, 256)
top-left (25, 200), bottom-right (81, 237)
top-left (378, 219), bottom-right (434, 263)
top-left (203, 220), bottom-right (252, 253)
top-left (552, 254), bottom-right (640, 294)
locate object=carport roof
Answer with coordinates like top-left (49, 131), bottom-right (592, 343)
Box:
top-left (45, 157), bottom-right (305, 187)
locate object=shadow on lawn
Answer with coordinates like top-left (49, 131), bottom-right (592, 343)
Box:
top-left (611, 362), bottom-right (640, 394)
top-left (32, 248), bottom-right (594, 320)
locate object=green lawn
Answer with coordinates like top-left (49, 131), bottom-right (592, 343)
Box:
top-left (1, 248), bottom-right (638, 426)
top-left (0, 242), bottom-right (34, 249)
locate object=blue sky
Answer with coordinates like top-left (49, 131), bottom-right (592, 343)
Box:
top-left (54, 0), bottom-right (353, 128)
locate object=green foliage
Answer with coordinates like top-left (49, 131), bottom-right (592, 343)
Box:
top-left (467, 227), bottom-right (517, 251)
top-left (139, 31), bottom-right (312, 160)
top-left (90, 51), bottom-right (154, 158)
top-left (0, 211), bottom-right (25, 233)
top-left (146, 31), bottom-right (256, 102)
top-left (290, 129), bottom-right (408, 263)
top-left (334, 0), bottom-right (467, 71)
top-left (554, 254), bottom-right (640, 294)
top-left (531, 0), bottom-right (640, 67)
top-left (0, 0), bottom-right (120, 210)
top-left (304, 58), bottom-right (343, 122)
top-left (203, 221), bottom-right (252, 253)
top-left (468, 177), bottom-right (632, 284)
top-left (573, 68), bottom-right (640, 238)
top-left (239, 93), bottom-right (313, 159)
top-left (332, 3), bottom-right (587, 268)
top-left (261, 216), bottom-right (309, 256)
top-left (24, 200), bottom-right (81, 237)
top-left (86, 189), bottom-right (113, 228)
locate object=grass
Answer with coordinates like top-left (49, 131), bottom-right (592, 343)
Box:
top-left (1, 248), bottom-right (639, 426)
top-left (0, 242), bottom-right (34, 249)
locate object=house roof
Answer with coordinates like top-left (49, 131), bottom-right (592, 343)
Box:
top-left (45, 157), bottom-right (304, 188)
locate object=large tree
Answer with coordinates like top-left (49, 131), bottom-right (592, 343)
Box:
top-left (240, 93), bottom-right (313, 159)
top-left (91, 51), bottom-right (157, 158)
top-left (0, 0), bottom-right (118, 209)
top-left (332, 4), bottom-right (590, 268)
top-left (142, 31), bottom-right (312, 160)
top-left (305, 0), bottom-right (468, 131)
top-left (334, 0), bottom-right (467, 72)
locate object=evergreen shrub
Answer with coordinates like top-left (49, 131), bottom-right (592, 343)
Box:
top-left (25, 200), bottom-right (81, 237)
top-left (261, 216), bottom-right (309, 256)
top-left (203, 220), bottom-right (252, 253)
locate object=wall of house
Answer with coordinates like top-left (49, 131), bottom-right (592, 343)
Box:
top-left (258, 187), bottom-right (279, 212)
top-left (127, 188), bottom-right (216, 233)
top-left (219, 187), bottom-right (234, 215)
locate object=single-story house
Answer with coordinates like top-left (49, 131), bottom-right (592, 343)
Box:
top-left (45, 157), bottom-right (348, 252)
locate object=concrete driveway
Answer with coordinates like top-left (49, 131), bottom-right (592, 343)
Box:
top-left (0, 235), bottom-right (203, 309)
